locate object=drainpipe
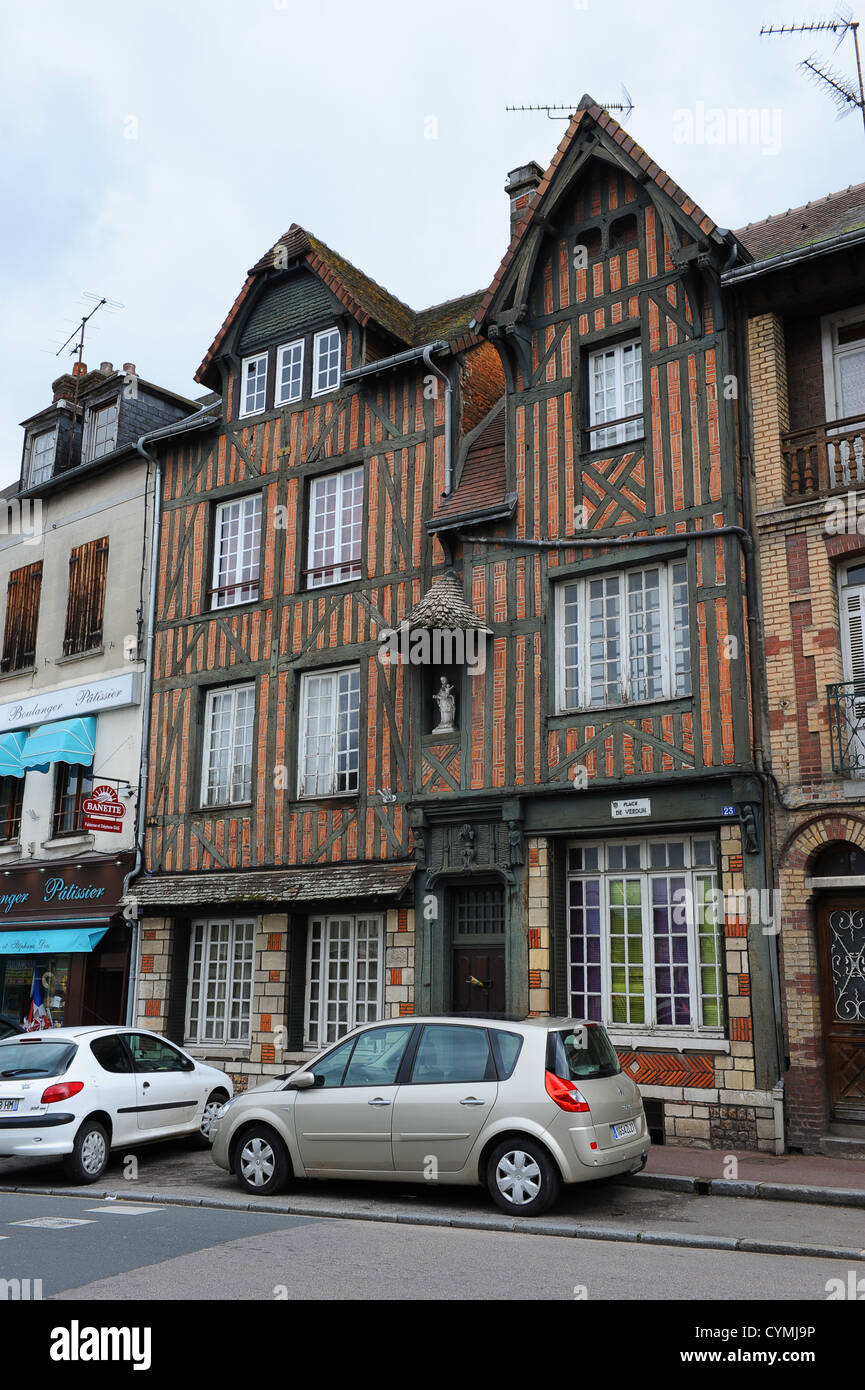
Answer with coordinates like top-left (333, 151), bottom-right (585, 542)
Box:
top-left (421, 345), bottom-right (454, 495)
top-left (344, 340), bottom-right (453, 495)
top-left (121, 401), bottom-right (219, 1026)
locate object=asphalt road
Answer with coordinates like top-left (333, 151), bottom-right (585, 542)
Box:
top-left (0, 1190), bottom-right (857, 1301)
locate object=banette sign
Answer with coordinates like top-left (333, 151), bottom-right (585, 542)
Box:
top-left (0, 673), bottom-right (140, 734)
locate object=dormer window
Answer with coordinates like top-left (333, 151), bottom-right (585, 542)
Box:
top-left (28, 427), bottom-right (58, 486)
top-left (240, 354), bottom-right (267, 417)
top-left (87, 401), bottom-right (119, 461)
top-left (313, 328), bottom-right (341, 396)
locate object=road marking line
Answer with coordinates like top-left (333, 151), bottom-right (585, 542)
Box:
top-left (10, 1216), bottom-right (96, 1229)
top-left (83, 1205), bottom-right (163, 1215)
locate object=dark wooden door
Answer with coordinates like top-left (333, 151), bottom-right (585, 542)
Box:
top-left (452, 947), bottom-right (505, 1014)
top-left (818, 897), bottom-right (865, 1120)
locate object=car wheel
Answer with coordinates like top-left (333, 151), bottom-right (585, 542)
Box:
top-left (234, 1125), bottom-right (291, 1197)
top-left (485, 1137), bottom-right (560, 1217)
top-left (62, 1119), bottom-right (110, 1185)
top-left (194, 1089), bottom-right (230, 1148)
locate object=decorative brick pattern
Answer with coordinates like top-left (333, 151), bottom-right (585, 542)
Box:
top-left (140, 956), bottom-right (154, 974)
top-left (144, 999), bottom-right (161, 1018)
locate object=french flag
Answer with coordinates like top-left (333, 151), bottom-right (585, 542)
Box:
top-left (26, 969), bottom-right (49, 1031)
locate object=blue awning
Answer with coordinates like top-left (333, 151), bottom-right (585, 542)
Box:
top-left (20, 717), bottom-right (97, 773)
top-left (0, 926), bottom-right (108, 955)
top-left (0, 731), bottom-right (27, 778)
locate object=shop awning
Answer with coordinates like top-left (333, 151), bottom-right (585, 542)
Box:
top-left (20, 717), bottom-right (97, 773)
top-left (0, 926), bottom-right (109, 955)
top-left (135, 862), bottom-right (416, 909)
top-left (0, 731), bottom-right (27, 778)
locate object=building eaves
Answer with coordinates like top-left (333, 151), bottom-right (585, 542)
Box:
top-left (135, 862), bottom-right (415, 909)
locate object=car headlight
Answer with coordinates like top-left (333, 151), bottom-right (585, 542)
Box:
top-left (215, 1100), bottom-right (234, 1120)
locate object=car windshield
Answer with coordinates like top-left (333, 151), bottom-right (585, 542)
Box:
top-left (547, 1025), bottom-right (621, 1081)
top-left (0, 1040), bottom-right (77, 1079)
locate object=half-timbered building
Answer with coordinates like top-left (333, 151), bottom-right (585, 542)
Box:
top-left (134, 100), bottom-right (784, 1150)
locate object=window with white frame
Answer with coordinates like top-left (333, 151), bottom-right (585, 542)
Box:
top-left (211, 494), bottom-right (261, 608)
top-left (239, 353), bottom-right (267, 417)
top-left (822, 306), bottom-right (865, 423)
top-left (313, 327), bottom-right (341, 395)
top-left (28, 427), bottom-right (57, 485)
top-left (87, 401), bottom-right (119, 460)
top-left (298, 666), bottom-right (360, 797)
top-left (275, 339), bottom-right (304, 406)
top-left (186, 918), bottom-right (256, 1044)
top-left (588, 339), bottom-right (644, 449)
top-left (557, 561), bottom-right (690, 711)
top-left (567, 836), bottom-right (723, 1031)
top-left (201, 683), bottom-right (255, 806)
top-left (307, 466), bottom-right (363, 587)
top-left (305, 914), bottom-right (383, 1047)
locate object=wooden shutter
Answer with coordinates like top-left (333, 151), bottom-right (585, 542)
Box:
top-left (63, 537), bottom-right (109, 655)
top-left (285, 915), bottom-right (309, 1050)
top-left (165, 920), bottom-right (192, 1045)
top-left (1, 562), bottom-right (42, 672)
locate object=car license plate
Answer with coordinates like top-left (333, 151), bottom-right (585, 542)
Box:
top-left (0, 1098), bottom-right (20, 1113)
top-left (612, 1120), bottom-right (637, 1139)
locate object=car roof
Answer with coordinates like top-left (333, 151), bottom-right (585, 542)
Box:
top-left (0, 1026), bottom-right (129, 1043)
top-left (350, 1015), bottom-right (592, 1032)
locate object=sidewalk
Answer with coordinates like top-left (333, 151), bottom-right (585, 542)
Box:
top-left (631, 1142), bottom-right (865, 1206)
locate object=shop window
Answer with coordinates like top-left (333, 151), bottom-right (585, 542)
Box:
top-left (200, 683), bottom-right (255, 806)
top-left (186, 918), bottom-right (255, 1045)
top-left (556, 561), bottom-right (691, 711)
top-left (63, 537), bottom-right (108, 656)
top-left (305, 915), bottom-right (383, 1048)
top-left (0, 955), bottom-right (70, 1029)
top-left (0, 777), bottom-right (23, 842)
top-left (297, 665), bottom-right (360, 796)
top-left (2, 561), bottom-right (42, 672)
top-left (52, 764), bottom-right (94, 838)
top-left (210, 494), bottom-right (261, 608)
top-left (566, 835), bottom-right (723, 1031)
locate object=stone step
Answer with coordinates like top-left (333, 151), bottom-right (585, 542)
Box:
top-left (827, 1121), bottom-right (865, 1139)
top-left (819, 1132), bottom-right (865, 1159)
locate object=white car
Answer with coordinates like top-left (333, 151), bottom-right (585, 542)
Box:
top-left (0, 1027), bottom-right (232, 1184)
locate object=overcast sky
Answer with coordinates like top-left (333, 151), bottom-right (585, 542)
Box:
top-left (1, 0), bottom-right (863, 484)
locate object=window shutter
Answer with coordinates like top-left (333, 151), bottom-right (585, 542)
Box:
top-left (285, 916), bottom-right (309, 1050)
top-left (64, 537), bottom-right (109, 655)
top-left (165, 920), bottom-right (192, 1045)
top-left (1, 562), bottom-right (42, 672)
top-left (842, 585), bottom-right (865, 684)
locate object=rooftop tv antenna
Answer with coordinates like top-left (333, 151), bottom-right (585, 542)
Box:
top-left (760, 12), bottom-right (865, 135)
top-left (507, 86), bottom-right (634, 121)
top-left (53, 293), bottom-right (124, 470)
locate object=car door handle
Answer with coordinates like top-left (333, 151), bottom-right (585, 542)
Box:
top-left (459, 1097), bottom-right (486, 1106)
top-left (368, 1097), bottom-right (391, 1106)
top-left (142, 1082), bottom-right (150, 1090)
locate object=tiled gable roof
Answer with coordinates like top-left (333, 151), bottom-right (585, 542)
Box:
top-left (196, 224), bottom-right (484, 385)
top-left (405, 571), bottom-right (491, 631)
top-left (474, 95), bottom-right (722, 329)
top-left (735, 182), bottom-right (865, 263)
top-left (429, 400), bottom-right (512, 530)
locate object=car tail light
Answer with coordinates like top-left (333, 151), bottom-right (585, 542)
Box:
top-left (40, 1082), bottom-right (84, 1105)
top-left (545, 1070), bottom-right (590, 1113)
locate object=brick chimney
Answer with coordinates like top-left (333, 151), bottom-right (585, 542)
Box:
top-left (99, 361), bottom-right (114, 374)
top-left (123, 362), bottom-right (136, 376)
top-left (505, 161), bottom-right (544, 239)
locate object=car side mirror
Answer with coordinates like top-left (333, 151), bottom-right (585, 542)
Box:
top-left (288, 1070), bottom-right (317, 1090)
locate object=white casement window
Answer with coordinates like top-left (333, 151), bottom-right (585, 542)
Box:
top-left (557, 561), bottom-right (690, 711)
top-left (312, 327), bottom-right (341, 395)
top-left (588, 339), bottom-right (644, 449)
top-left (87, 401), bottom-right (119, 460)
top-left (567, 836), bottom-right (723, 1032)
top-left (307, 465), bottom-right (363, 587)
top-left (822, 306), bottom-right (865, 422)
top-left (28, 428), bottom-right (57, 485)
top-left (305, 914), bottom-right (383, 1047)
top-left (201, 683), bottom-right (255, 806)
top-left (186, 918), bottom-right (256, 1044)
top-left (838, 561), bottom-right (865, 775)
top-left (239, 353), bottom-right (268, 417)
top-left (275, 339), bottom-right (304, 406)
top-left (211, 494), bottom-right (261, 608)
top-left (298, 666), bottom-right (360, 797)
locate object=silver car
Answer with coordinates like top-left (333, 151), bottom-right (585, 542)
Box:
top-left (210, 1016), bottom-right (649, 1216)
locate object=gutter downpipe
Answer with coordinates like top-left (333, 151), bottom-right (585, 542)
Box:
top-left (121, 402), bottom-right (219, 1027)
top-left (421, 345), bottom-right (454, 496)
top-left (343, 338), bottom-right (453, 493)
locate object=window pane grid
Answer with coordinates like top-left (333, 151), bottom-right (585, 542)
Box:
top-left (276, 340), bottom-right (304, 405)
top-left (203, 684), bottom-right (255, 806)
top-left (308, 467), bottom-right (363, 587)
top-left (313, 329), bottom-right (341, 394)
top-left (241, 355), bottom-right (267, 415)
top-left (305, 915), bottom-right (383, 1047)
top-left (589, 341), bottom-right (643, 448)
top-left (30, 429), bottom-right (57, 485)
top-left (213, 494), bottom-right (261, 607)
top-left (299, 667), bottom-right (359, 796)
top-left (186, 919), bottom-right (255, 1045)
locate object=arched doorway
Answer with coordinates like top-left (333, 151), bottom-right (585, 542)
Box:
top-left (813, 843), bottom-right (865, 1123)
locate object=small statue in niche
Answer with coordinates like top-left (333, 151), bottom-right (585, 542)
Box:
top-left (505, 820), bottom-right (523, 868)
top-left (458, 823), bottom-right (476, 868)
top-left (432, 676), bottom-right (457, 734)
top-left (412, 825), bottom-right (426, 864)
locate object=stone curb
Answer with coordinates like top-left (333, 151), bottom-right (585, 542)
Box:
top-left (3, 1182), bottom-right (863, 1262)
top-left (625, 1171), bottom-right (865, 1209)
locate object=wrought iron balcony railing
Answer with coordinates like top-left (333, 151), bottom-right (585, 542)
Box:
top-left (782, 415), bottom-right (865, 501)
top-left (828, 681), bottom-right (865, 777)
